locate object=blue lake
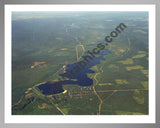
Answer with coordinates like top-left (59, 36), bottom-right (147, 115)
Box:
top-left (38, 48), bottom-right (111, 95)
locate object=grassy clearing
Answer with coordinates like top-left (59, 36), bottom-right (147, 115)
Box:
top-left (99, 83), bottom-right (113, 86)
top-left (38, 103), bottom-right (52, 109)
top-left (126, 65), bottom-right (143, 71)
top-left (108, 64), bottom-right (119, 69)
top-left (141, 81), bottom-right (148, 89)
top-left (110, 46), bottom-right (125, 55)
top-left (115, 79), bottom-right (128, 85)
top-left (62, 108), bottom-right (69, 114)
top-left (61, 48), bottom-right (67, 51)
top-left (118, 58), bottom-right (133, 64)
top-left (132, 54), bottom-right (146, 59)
top-left (138, 51), bottom-right (147, 54)
top-left (141, 69), bottom-right (148, 78)
top-left (132, 90), bottom-right (144, 104)
top-left (141, 70), bottom-right (148, 75)
top-left (90, 65), bottom-right (98, 72)
top-left (132, 51), bottom-right (147, 59)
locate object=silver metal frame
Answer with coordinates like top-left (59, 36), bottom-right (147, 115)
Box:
top-left (0, 0), bottom-right (159, 127)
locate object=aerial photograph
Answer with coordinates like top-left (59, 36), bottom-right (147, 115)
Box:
top-left (12, 11), bottom-right (149, 115)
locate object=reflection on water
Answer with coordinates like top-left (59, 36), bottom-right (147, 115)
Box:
top-left (38, 49), bottom-right (111, 95)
